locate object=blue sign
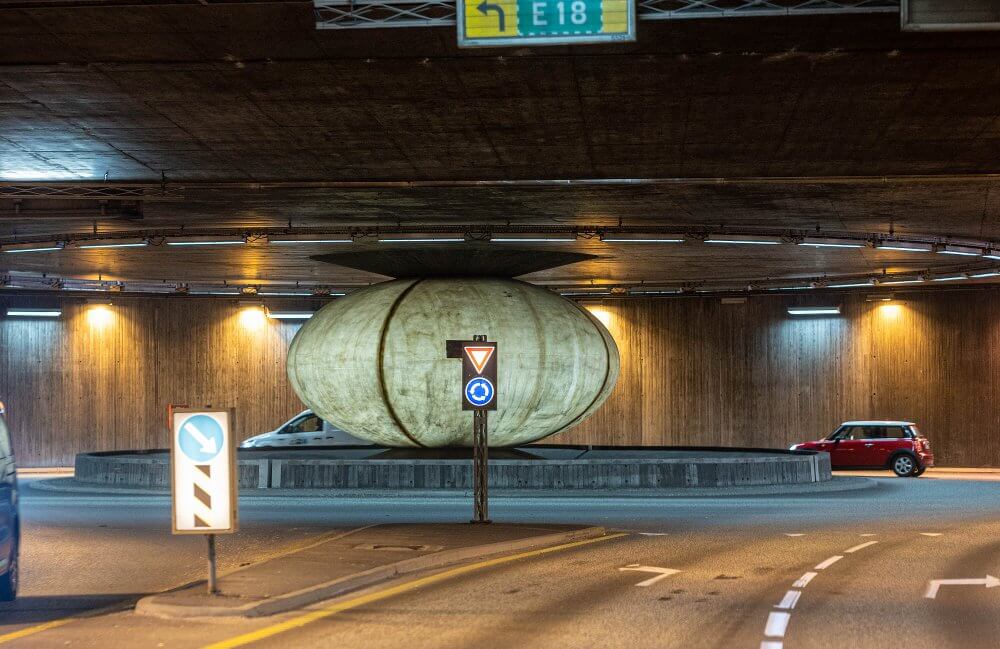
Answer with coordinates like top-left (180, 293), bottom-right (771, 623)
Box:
top-left (178, 414), bottom-right (224, 463)
top-left (465, 377), bottom-right (495, 408)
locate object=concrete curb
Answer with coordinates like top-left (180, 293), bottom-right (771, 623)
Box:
top-left (134, 525), bottom-right (610, 619)
top-left (27, 476), bottom-right (876, 498)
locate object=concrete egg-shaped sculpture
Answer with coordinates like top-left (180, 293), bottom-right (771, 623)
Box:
top-left (286, 278), bottom-right (619, 447)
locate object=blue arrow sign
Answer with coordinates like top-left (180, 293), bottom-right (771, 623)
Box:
top-left (178, 414), bottom-right (224, 463)
top-left (465, 377), bottom-right (495, 408)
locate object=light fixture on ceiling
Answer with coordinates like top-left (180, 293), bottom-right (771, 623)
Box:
top-left (377, 233), bottom-right (466, 243)
top-left (874, 240), bottom-right (934, 253)
top-left (879, 278), bottom-right (924, 285)
top-left (490, 233), bottom-right (577, 243)
top-left (265, 310), bottom-right (314, 321)
top-left (826, 279), bottom-right (876, 289)
top-left (628, 286), bottom-right (683, 295)
top-left (935, 244), bottom-right (982, 257)
top-left (75, 238), bottom-right (149, 249)
top-left (1, 241), bottom-right (65, 253)
top-left (798, 237), bottom-right (867, 249)
top-left (600, 233), bottom-right (685, 243)
top-left (164, 235), bottom-right (246, 247)
top-left (786, 306), bottom-right (841, 316)
top-left (267, 234), bottom-right (353, 245)
top-left (5, 307), bottom-right (62, 318)
top-left (704, 234), bottom-right (782, 245)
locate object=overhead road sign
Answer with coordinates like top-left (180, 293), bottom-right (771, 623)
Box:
top-left (457, 0), bottom-right (635, 47)
top-left (171, 408), bottom-right (237, 535)
top-left (902, 0), bottom-right (1000, 30)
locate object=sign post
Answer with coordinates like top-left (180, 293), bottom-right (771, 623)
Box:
top-left (170, 407), bottom-right (238, 595)
top-left (457, 0), bottom-right (635, 48)
top-left (446, 335), bottom-right (498, 524)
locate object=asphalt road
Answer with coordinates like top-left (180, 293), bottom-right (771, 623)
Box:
top-left (2, 472), bottom-right (999, 648)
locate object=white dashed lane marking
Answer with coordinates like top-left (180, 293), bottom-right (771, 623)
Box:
top-left (793, 572), bottom-right (817, 588)
top-left (765, 611), bottom-right (791, 637)
top-left (776, 590), bottom-right (801, 610)
top-left (845, 541), bottom-right (879, 554)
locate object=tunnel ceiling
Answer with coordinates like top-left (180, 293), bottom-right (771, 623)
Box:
top-left (0, 3), bottom-right (999, 293)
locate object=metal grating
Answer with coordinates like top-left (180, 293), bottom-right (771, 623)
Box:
top-left (315, 0), bottom-right (898, 29)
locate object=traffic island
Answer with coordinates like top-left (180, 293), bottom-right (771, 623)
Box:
top-left (135, 523), bottom-right (610, 619)
top-left (76, 445), bottom-right (832, 490)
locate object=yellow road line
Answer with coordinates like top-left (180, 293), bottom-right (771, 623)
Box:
top-left (0, 618), bottom-right (75, 644)
top-left (203, 532), bottom-right (629, 649)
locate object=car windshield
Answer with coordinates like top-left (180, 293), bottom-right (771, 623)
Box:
top-left (909, 425), bottom-right (924, 438)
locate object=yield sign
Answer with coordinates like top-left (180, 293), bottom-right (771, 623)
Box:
top-left (464, 346), bottom-right (495, 374)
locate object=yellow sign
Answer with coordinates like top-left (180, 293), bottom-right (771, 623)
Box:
top-left (458, 0), bottom-right (635, 48)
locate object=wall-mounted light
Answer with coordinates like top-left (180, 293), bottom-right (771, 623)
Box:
top-left (238, 301), bottom-right (267, 329)
top-left (798, 237), bottom-right (867, 249)
top-left (826, 279), bottom-right (876, 289)
top-left (705, 234), bottom-right (782, 245)
top-left (85, 299), bottom-right (114, 327)
top-left (936, 244), bottom-right (982, 257)
top-left (600, 233), bottom-right (685, 244)
top-left (5, 308), bottom-right (62, 318)
top-left (787, 306), bottom-right (841, 316)
top-left (874, 240), bottom-right (933, 253)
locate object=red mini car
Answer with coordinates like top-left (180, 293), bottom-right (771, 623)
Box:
top-left (790, 420), bottom-right (935, 477)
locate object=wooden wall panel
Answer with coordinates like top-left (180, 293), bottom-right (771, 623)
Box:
top-left (1, 290), bottom-right (998, 467)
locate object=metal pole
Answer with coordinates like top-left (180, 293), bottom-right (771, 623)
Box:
top-left (206, 534), bottom-right (218, 595)
top-left (472, 409), bottom-right (491, 524)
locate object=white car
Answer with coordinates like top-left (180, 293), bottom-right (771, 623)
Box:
top-left (239, 410), bottom-right (373, 448)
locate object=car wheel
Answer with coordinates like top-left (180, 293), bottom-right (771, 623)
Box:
top-left (891, 454), bottom-right (917, 478)
top-left (0, 539), bottom-right (17, 601)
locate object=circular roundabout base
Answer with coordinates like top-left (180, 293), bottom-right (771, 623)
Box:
top-left (75, 445), bottom-right (831, 490)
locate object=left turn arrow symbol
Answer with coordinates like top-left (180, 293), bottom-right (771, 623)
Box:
top-left (477, 0), bottom-right (506, 31)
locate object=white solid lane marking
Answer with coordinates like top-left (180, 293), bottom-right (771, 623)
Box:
top-left (784, 533), bottom-right (805, 537)
top-left (920, 533), bottom-right (942, 537)
top-left (814, 555), bottom-right (843, 570)
top-left (618, 565), bottom-right (681, 587)
top-left (761, 642), bottom-right (784, 649)
top-left (776, 590), bottom-right (801, 610)
top-left (793, 572), bottom-right (817, 588)
top-left (925, 575), bottom-right (1000, 599)
top-left (844, 541), bottom-right (878, 553)
top-left (860, 533), bottom-right (877, 537)
top-left (765, 612), bottom-right (791, 637)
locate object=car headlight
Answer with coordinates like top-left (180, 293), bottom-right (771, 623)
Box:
top-left (239, 440), bottom-right (256, 448)
top-left (789, 444), bottom-right (800, 451)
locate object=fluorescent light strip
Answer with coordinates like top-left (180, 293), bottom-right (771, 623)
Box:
top-left (827, 282), bottom-right (874, 288)
top-left (936, 248), bottom-right (981, 257)
top-left (799, 243), bottom-right (865, 249)
top-left (190, 291), bottom-right (241, 295)
top-left (880, 279), bottom-right (924, 285)
top-left (378, 238), bottom-right (464, 243)
top-left (787, 307), bottom-right (841, 316)
top-left (269, 239), bottom-right (352, 245)
top-left (4, 247), bottom-right (62, 253)
top-left (601, 238), bottom-right (685, 243)
top-left (931, 276), bottom-right (966, 282)
top-left (266, 312), bottom-right (314, 320)
top-left (969, 272), bottom-right (1000, 279)
top-left (78, 242), bottom-right (148, 249)
top-left (491, 238), bottom-right (576, 243)
top-left (6, 309), bottom-right (61, 317)
top-left (166, 241), bottom-right (245, 246)
top-left (985, 255), bottom-right (1000, 261)
top-left (705, 239), bottom-right (781, 245)
top-left (767, 286), bottom-right (812, 291)
top-left (258, 291), bottom-right (314, 297)
top-left (875, 242), bottom-right (933, 252)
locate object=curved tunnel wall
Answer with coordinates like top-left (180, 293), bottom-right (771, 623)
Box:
top-left (0, 289), bottom-right (998, 466)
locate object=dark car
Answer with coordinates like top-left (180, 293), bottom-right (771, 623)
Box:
top-left (791, 420), bottom-right (935, 478)
top-left (0, 402), bottom-right (18, 600)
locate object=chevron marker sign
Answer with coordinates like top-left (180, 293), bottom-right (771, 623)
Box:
top-left (171, 409), bottom-right (238, 534)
